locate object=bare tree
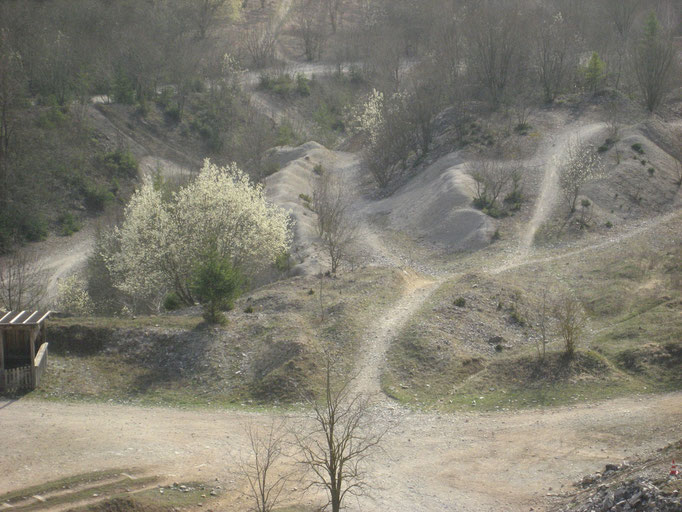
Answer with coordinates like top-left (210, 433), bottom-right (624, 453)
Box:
top-left (188, 0), bottom-right (228, 40)
top-left (294, 0), bottom-right (327, 62)
top-left (325, 0), bottom-right (344, 34)
top-left (296, 360), bottom-right (384, 512)
top-left (553, 294), bottom-right (586, 358)
top-left (240, 419), bottom-right (291, 512)
top-left (533, 8), bottom-right (576, 103)
top-left (313, 173), bottom-right (358, 274)
top-left (558, 140), bottom-right (605, 214)
top-left (0, 249), bottom-right (46, 311)
top-left (467, 159), bottom-right (512, 211)
top-left (631, 11), bottom-right (676, 112)
top-left (605, 0), bottom-right (641, 88)
top-left (464, 0), bottom-right (525, 108)
top-left (245, 25), bottom-right (278, 69)
top-left (406, 81), bottom-right (443, 157)
top-left (604, 98), bottom-right (623, 139)
top-left (535, 290), bottom-right (550, 361)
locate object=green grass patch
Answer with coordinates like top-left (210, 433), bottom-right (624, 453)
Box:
top-left (38, 268), bottom-right (407, 408)
top-left (0, 469), bottom-right (133, 505)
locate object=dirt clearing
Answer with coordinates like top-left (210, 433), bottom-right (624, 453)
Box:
top-left (1, 393), bottom-right (680, 511)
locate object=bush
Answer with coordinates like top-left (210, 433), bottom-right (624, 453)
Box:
top-left (112, 69), bottom-right (135, 105)
top-left (101, 149), bottom-right (138, 179)
top-left (509, 306), bottom-right (526, 326)
top-left (274, 251), bottom-right (291, 272)
top-left (296, 74), bottom-right (311, 96)
top-left (648, 167), bottom-right (655, 176)
top-left (163, 292), bottom-right (183, 311)
top-left (192, 251), bottom-right (245, 324)
top-left (57, 276), bottom-right (94, 316)
top-left (299, 193), bottom-right (312, 203)
top-left (244, 304), bottom-right (254, 313)
top-left (514, 123), bottom-right (531, 135)
top-left (631, 143), bottom-right (644, 154)
top-left (84, 183), bottom-right (115, 212)
top-left (605, 221), bottom-right (613, 228)
top-left (164, 105), bottom-right (181, 123)
top-left (276, 122), bottom-right (299, 146)
top-left (37, 107), bottom-right (67, 129)
top-left (58, 212), bottom-right (81, 236)
top-left (21, 214), bottom-right (48, 242)
top-left (454, 297), bottom-right (466, 308)
top-left (156, 87), bottom-right (173, 109)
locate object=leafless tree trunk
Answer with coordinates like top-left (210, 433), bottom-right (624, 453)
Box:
top-left (325, 0), bottom-right (344, 34)
top-left (467, 159), bottom-right (513, 211)
top-left (631, 12), bottom-right (676, 112)
top-left (240, 419), bottom-right (291, 512)
top-left (605, 0), bottom-right (641, 89)
top-left (295, 359), bottom-right (384, 512)
top-left (192, 0), bottom-right (228, 40)
top-left (245, 25), bottom-right (278, 69)
top-left (465, 0), bottom-right (524, 109)
top-left (0, 249), bottom-right (47, 311)
top-left (536, 290), bottom-right (550, 361)
top-left (407, 81), bottom-right (443, 157)
top-left (533, 6), bottom-right (576, 103)
top-left (553, 294), bottom-right (586, 358)
top-left (294, 0), bottom-right (327, 62)
top-left (313, 173), bottom-right (358, 274)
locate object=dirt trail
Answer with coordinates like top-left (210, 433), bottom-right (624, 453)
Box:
top-left (351, 272), bottom-right (437, 396)
top-left (520, 123), bottom-right (605, 253)
top-left (1, 392), bottom-right (680, 511)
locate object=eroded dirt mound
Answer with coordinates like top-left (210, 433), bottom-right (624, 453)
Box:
top-left (265, 142), bottom-right (339, 275)
top-left (372, 152), bottom-right (494, 251)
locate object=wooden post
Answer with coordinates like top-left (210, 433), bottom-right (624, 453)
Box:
top-left (29, 327), bottom-right (37, 389)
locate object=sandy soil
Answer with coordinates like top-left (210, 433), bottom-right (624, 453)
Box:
top-left (1, 392), bottom-right (680, 511)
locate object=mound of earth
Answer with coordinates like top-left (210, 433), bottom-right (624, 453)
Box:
top-left (265, 142), bottom-right (339, 275)
top-left (372, 152), bottom-right (494, 251)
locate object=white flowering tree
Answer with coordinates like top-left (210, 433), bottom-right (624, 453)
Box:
top-left (56, 276), bottom-right (94, 316)
top-left (558, 140), bottom-right (604, 214)
top-left (105, 160), bottom-right (292, 311)
top-left (348, 89), bottom-right (384, 147)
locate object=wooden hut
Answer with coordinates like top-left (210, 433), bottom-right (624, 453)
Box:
top-left (0, 311), bottom-right (51, 393)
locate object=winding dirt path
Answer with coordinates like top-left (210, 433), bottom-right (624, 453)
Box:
top-left (519, 123), bottom-right (606, 257)
top-left (351, 272), bottom-right (437, 396)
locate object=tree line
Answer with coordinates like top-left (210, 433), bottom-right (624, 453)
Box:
top-left (330, 0), bottom-right (680, 189)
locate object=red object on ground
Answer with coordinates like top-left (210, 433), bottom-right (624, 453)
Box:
top-left (671, 460), bottom-right (679, 476)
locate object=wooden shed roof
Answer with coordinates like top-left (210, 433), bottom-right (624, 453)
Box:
top-left (0, 311), bottom-right (51, 326)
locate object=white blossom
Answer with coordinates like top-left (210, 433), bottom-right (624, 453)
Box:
top-left (104, 160), bottom-right (292, 309)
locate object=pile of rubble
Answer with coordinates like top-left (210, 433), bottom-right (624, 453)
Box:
top-left (562, 477), bottom-right (680, 511)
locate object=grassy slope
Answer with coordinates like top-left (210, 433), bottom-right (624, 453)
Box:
top-left (383, 214), bottom-right (682, 411)
top-left (35, 268), bottom-right (407, 406)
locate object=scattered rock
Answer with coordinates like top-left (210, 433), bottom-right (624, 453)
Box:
top-left (562, 478), bottom-right (681, 511)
